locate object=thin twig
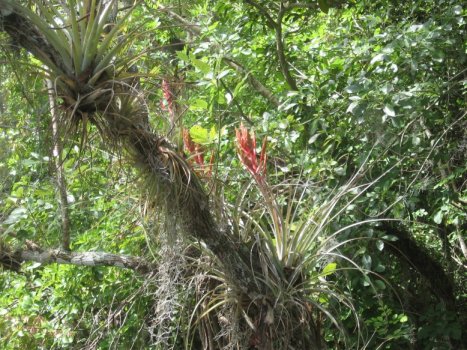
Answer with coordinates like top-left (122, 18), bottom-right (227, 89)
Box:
top-left (219, 79), bottom-right (254, 125)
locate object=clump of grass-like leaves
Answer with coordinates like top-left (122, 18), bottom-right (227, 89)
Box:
top-left (0, 2), bottom-right (395, 348)
top-left (1, 0), bottom-right (144, 135)
top-left (178, 125), bottom-right (397, 349)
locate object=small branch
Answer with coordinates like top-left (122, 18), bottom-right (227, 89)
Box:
top-left (158, 4), bottom-right (280, 107)
top-left (243, 0), bottom-right (298, 90)
top-left (457, 230), bottom-right (467, 259)
top-left (0, 244), bottom-right (154, 274)
top-left (282, 2), bottom-right (319, 11)
top-left (219, 79), bottom-right (254, 126)
top-left (275, 3), bottom-right (298, 90)
top-left (243, 0), bottom-right (277, 29)
top-left (222, 57), bottom-right (280, 107)
top-left (157, 4), bottom-right (201, 36)
top-left (381, 222), bottom-right (456, 305)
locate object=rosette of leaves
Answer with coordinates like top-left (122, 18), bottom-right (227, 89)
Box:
top-left (0, 0), bottom-right (140, 132)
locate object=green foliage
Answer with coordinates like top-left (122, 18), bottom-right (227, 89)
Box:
top-left (1, 0), bottom-right (465, 348)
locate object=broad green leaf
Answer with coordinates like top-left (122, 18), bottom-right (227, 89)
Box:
top-left (176, 48), bottom-right (190, 63)
top-left (308, 134), bottom-right (319, 144)
top-left (346, 101), bottom-right (359, 114)
top-left (382, 235), bottom-right (399, 242)
top-left (363, 275), bottom-right (371, 287)
top-left (209, 126), bottom-right (217, 142)
top-left (374, 279), bottom-right (386, 290)
top-left (370, 53), bottom-right (388, 65)
top-left (192, 58), bottom-right (211, 74)
top-left (433, 210), bottom-right (443, 224)
top-left (190, 99), bottom-right (209, 111)
top-left (190, 125), bottom-right (209, 144)
top-left (376, 240), bottom-right (384, 251)
top-left (321, 262), bottom-right (337, 276)
top-left (217, 70), bottom-right (230, 79)
top-left (4, 207), bottom-right (28, 225)
top-left (374, 263), bottom-right (386, 273)
top-left (362, 255), bottom-right (372, 269)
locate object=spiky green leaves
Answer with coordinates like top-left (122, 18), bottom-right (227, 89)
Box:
top-left (0, 0), bottom-right (136, 93)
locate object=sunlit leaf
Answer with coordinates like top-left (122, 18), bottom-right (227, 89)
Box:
top-left (4, 207), bottom-right (28, 224)
top-left (321, 262), bottom-right (337, 276)
top-left (383, 105), bottom-right (396, 117)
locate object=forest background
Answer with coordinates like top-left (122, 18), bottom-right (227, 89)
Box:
top-left (0, 0), bottom-right (465, 349)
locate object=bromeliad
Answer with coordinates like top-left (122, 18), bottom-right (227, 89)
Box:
top-left (235, 123), bottom-right (267, 186)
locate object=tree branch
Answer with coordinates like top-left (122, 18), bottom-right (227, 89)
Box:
top-left (381, 222), bottom-right (456, 306)
top-left (219, 79), bottom-right (254, 126)
top-left (242, 0), bottom-right (299, 90)
top-left (282, 2), bottom-right (319, 11)
top-left (222, 57), bottom-right (280, 106)
top-left (0, 243), bottom-right (154, 274)
top-left (275, 3), bottom-right (298, 90)
top-left (243, 0), bottom-right (277, 29)
top-left (157, 3), bottom-right (280, 107)
top-left (0, 1), bottom-right (263, 297)
top-left (157, 4), bottom-right (202, 36)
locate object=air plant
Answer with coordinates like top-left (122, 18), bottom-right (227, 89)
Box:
top-left (230, 124), bottom-right (384, 348)
top-left (0, 2), bottom-right (391, 348)
top-left (183, 129), bottom-right (215, 177)
top-left (0, 0), bottom-right (140, 124)
top-left (161, 78), bottom-right (175, 117)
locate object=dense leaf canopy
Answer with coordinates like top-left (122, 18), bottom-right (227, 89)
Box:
top-left (0, 0), bottom-right (465, 349)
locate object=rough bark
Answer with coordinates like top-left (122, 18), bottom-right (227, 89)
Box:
top-left (0, 2), bottom-right (261, 296)
top-left (0, 243), bottom-right (154, 274)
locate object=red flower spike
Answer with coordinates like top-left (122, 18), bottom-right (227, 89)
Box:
top-left (194, 144), bottom-right (204, 165)
top-left (259, 137), bottom-right (267, 175)
top-left (207, 153), bottom-right (215, 177)
top-left (236, 124), bottom-right (267, 182)
top-left (183, 129), bottom-right (196, 154)
top-left (161, 78), bottom-right (174, 116)
top-left (183, 129), bottom-right (205, 167)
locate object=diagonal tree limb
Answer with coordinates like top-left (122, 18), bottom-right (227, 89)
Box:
top-left (157, 4), bottom-right (202, 36)
top-left (380, 222), bottom-right (456, 306)
top-left (222, 57), bottom-right (280, 107)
